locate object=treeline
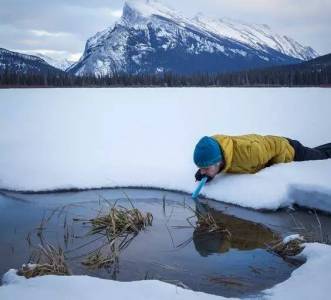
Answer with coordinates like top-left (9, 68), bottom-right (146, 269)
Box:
top-left (0, 64), bottom-right (330, 87)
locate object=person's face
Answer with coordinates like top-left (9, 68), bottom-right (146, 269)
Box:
top-left (199, 162), bottom-right (221, 178)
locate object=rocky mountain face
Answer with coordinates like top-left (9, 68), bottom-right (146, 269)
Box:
top-left (0, 48), bottom-right (63, 75)
top-left (69, 0), bottom-right (318, 76)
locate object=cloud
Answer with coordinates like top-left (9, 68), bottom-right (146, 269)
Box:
top-left (0, 0), bottom-right (124, 60)
top-left (108, 9), bottom-right (123, 18)
top-left (14, 49), bottom-right (82, 62)
top-left (28, 30), bottom-right (72, 38)
top-left (0, 0), bottom-right (330, 58)
top-left (68, 53), bottom-right (82, 61)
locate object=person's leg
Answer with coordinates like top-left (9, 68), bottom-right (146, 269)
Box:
top-left (314, 143), bottom-right (331, 158)
top-left (286, 138), bottom-right (329, 161)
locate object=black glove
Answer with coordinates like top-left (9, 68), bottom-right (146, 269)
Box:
top-left (195, 170), bottom-right (213, 183)
top-left (195, 169), bottom-right (204, 181)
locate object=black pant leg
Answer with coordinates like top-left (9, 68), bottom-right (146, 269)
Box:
top-left (286, 138), bottom-right (329, 161)
top-left (314, 143), bottom-right (331, 158)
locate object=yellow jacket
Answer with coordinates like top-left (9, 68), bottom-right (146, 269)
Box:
top-left (212, 134), bottom-right (295, 174)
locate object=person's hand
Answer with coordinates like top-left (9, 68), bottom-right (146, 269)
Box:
top-left (195, 169), bottom-right (204, 181)
top-left (195, 169), bottom-right (213, 183)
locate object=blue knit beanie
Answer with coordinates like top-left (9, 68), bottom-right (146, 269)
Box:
top-left (193, 136), bottom-right (223, 168)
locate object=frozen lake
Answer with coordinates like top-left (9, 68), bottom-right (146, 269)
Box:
top-left (0, 188), bottom-right (315, 298)
top-left (0, 88), bottom-right (331, 212)
top-left (0, 88), bottom-right (331, 299)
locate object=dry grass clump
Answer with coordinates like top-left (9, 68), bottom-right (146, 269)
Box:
top-left (74, 203), bottom-right (153, 269)
top-left (269, 237), bottom-right (305, 258)
top-left (89, 207), bottom-right (153, 237)
top-left (17, 244), bottom-right (71, 278)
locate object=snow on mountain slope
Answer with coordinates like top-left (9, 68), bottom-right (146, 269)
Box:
top-left (193, 14), bottom-right (318, 61)
top-left (0, 48), bottom-right (45, 64)
top-left (124, 0), bottom-right (318, 60)
top-left (27, 53), bottom-right (74, 71)
top-left (69, 0), bottom-right (318, 77)
top-left (123, 0), bottom-right (186, 20)
top-left (0, 48), bottom-right (63, 75)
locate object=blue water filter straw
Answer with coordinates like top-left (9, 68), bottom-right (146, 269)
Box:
top-left (192, 177), bottom-right (208, 200)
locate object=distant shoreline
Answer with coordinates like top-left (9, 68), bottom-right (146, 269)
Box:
top-left (1, 84), bottom-right (330, 89)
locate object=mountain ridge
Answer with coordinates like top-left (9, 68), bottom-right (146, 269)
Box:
top-left (0, 48), bottom-right (63, 75)
top-left (69, 0), bottom-right (318, 77)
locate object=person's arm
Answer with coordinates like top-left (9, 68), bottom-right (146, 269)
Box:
top-left (249, 141), bottom-right (273, 172)
top-left (249, 137), bottom-right (291, 171)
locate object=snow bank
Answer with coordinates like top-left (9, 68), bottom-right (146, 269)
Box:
top-left (0, 88), bottom-right (331, 213)
top-left (283, 234), bottom-right (304, 244)
top-left (1, 242), bottom-right (330, 300)
top-left (0, 269), bottom-right (229, 300)
top-left (263, 243), bottom-right (331, 299)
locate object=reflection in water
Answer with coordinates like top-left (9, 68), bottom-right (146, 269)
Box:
top-left (193, 202), bottom-right (279, 256)
top-left (0, 189), bottom-right (299, 298)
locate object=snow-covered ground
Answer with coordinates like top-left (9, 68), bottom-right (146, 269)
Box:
top-left (262, 243), bottom-right (331, 299)
top-left (0, 242), bottom-right (329, 300)
top-left (0, 270), bottom-right (228, 300)
top-left (0, 88), bottom-right (330, 299)
top-left (0, 88), bottom-right (330, 212)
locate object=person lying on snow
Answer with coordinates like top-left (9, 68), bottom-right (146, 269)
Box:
top-left (194, 134), bottom-right (331, 183)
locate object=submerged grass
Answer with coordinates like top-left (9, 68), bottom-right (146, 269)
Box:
top-left (184, 202), bottom-right (231, 236)
top-left (17, 243), bottom-right (71, 278)
top-left (196, 212), bottom-right (230, 236)
top-left (22, 193), bottom-right (154, 273)
top-left (208, 276), bottom-right (249, 288)
top-left (73, 198), bottom-right (153, 269)
top-left (82, 250), bottom-right (115, 269)
top-left (172, 200), bottom-right (232, 249)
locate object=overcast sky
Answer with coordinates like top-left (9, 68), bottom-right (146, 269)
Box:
top-left (1, 0), bottom-right (330, 61)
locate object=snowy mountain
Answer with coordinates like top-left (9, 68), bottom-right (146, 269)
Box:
top-left (27, 52), bottom-right (74, 71)
top-left (0, 48), bottom-right (63, 75)
top-left (69, 0), bottom-right (319, 77)
top-left (193, 14), bottom-right (318, 61)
